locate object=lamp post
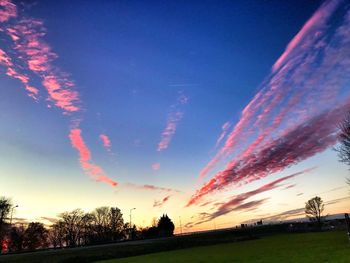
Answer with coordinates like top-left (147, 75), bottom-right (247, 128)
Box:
top-left (129, 208), bottom-right (136, 239)
top-left (10, 205), bottom-right (18, 225)
top-left (179, 216), bottom-right (183, 235)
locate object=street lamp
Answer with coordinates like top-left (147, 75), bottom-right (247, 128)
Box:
top-left (129, 208), bottom-right (136, 239)
top-left (179, 216), bottom-right (183, 235)
top-left (10, 205), bottom-right (18, 225)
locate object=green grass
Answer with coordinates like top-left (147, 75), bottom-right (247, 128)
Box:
top-left (98, 231), bottom-right (350, 263)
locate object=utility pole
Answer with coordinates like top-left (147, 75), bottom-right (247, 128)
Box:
top-left (129, 208), bottom-right (136, 239)
top-left (10, 205), bottom-right (18, 225)
top-left (179, 216), bottom-right (183, 235)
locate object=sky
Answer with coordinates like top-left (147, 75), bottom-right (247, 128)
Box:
top-left (0, 0), bottom-right (350, 232)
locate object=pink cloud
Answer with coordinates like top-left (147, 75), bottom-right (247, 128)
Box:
top-left (153, 195), bottom-right (171, 208)
top-left (194, 168), bottom-right (313, 224)
top-left (189, 98), bottom-right (349, 206)
top-left (2, 15), bottom-right (80, 112)
top-left (0, 0), bottom-right (16, 23)
top-left (69, 128), bottom-right (117, 187)
top-left (0, 48), bottom-right (39, 100)
top-left (189, 168), bottom-right (314, 207)
top-left (157, 93), bottom-right (189, 152)
top-left (199, 0), bottom-right (350, 180)
top-left (152, 162), bottom-right (160, 171)
top-left (197, 1), bottom-right (350, 191)
top-left (215, 121), bottom-right (231, 148)
top-left (272, 0), bottom-right (342, 72)
top-left (100, 134), bottom-right (112, 151)
top-left (0, 48), bottom-right (12, 66)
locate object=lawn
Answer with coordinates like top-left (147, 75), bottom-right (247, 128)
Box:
top-left (98, 231), bottom-right (350, 263)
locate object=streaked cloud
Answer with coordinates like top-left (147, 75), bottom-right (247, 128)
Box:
top-left (191, 168), bottom-right (313, 222)
top-left (215, 121), bottom-right (231, 148)
top-left (152, 162), bottom-right (160, 171)
top-left (195, 0), bottom-right (350, 203)
top-left (157, 93), bottom-right (188, 152)
top-left (124, 183), bottom-right (180, 193)
top-left (69, 128), bottom-right (117, 187)
top-left (272, 0), bottom-right (342, 73)
top-left (283, 184), bottom-right (296, 190)
top-left (0, 48), bottom-right (39, 99)
top-left (153, 195), bottom-right (171, 208)
top-left (0, 0), bottom-right (16, 23)
top-left (0, 3), bottom-right (80, 112)
top-left (100, 134), bottom-right (112, 151)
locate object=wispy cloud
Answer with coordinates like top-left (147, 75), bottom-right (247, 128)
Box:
top-left (153, 195), bottom-right (171, 207)
top-left (69, 128), bottom-right (117, 187)
top-left (124, 183), bottom-right (180, 193)
top-left (100, 134), bottom-right (112, 151)
top-left (157, 93), bottom-right (189, 152)
top-left (0, 1), bottom-right (118, 188)
top-left (215, 121), bottom-right (231, 148)
top-left (283, 184), bottom-right (296, 190)
top-left (242, 208), bottom-right (306, 224)
top-left (152, 162), bottom-right (160, 171)
top-left (0, 4), bottom-right (80, 113)
top-left (0, 48), bottom-right (39, 100)
top-left (272, 0), bottom-right (342, 73)
top-left (195, 199), bottom-right (268, 226)
top-left (0, 0), bottom-right (16, 23)
top-left (195, 0), bottom-right (350, 201)
top-left (191, 168), bottom-right (313, 223)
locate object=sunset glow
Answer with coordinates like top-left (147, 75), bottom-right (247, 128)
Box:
top-left (0, 0), bottom-right (349, 234)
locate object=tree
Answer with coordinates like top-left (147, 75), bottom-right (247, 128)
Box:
top-left (109, 207), bottom-right (124, 241)
top-left (0, 197), bottom-right (12, 253)
top-left (157, 214), bottom-right (175, 237)
top-left (24, 222), bottom-right (48, 250)
top-left (335, 113), bottom-right (350, 185)
top-left (49, 221), bottom-right (66, 248)
top-left (305, 196), bottom-right (324, 227)
top-left (59, 209), bottom-right (85, 247)
top-left (8, 225), bottom-right (25, 252)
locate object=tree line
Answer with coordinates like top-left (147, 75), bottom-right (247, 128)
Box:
top-left (0, 202), bottom-right (175, 253)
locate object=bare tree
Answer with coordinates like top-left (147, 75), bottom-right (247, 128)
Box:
top-left (305, 196), bottom-right (324, 227)
top-left (59, 209), bottom-right (85, 247)
top-left (49, 221), bottom-right (66, 248)
top-left (91, 206), bottom-right (124, 243)
top-left (335, 113), bottom-right (350, 185)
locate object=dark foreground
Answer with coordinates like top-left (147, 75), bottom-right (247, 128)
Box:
top-left (0, 228), bottom-right (253, 263)
top-left (0, 227), bottom-right (348, 263)
top-left (98, 231), bottom-right (350, 263)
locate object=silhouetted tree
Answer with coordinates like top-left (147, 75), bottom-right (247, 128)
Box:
top-left (157, 214), bottom-right (175, 237)
top-left (336, 113), bottom-right (350, 185)
top-left (59, 209), bottom-right (85, 247)
top-left (24, 222), bottom-right (48, 250)
top-left (0, 197), bottom-right (12, 253)
top-left (109, 207), bottom-right (124, 241)
top-left (91, 206), bottom-right (125, 243)
top-left (8, 225), bottom-right (25, 252)
top-left (92, 206), bottom-right (110, 242)
top-left (80, 213), bottom-right (94, 246)
top-left (305, 196), bottom-right (324, 227)
top-left (49, 221), bottom-right (66, 248)
top-left (141, 226), bottom-right (159, 239)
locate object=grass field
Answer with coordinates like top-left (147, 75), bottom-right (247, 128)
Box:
top-left (98, 231), bottom-right (350, 263)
